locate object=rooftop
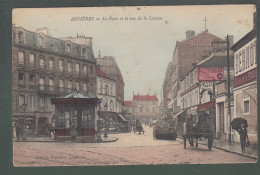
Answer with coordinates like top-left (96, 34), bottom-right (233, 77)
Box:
top-left (96, 68), bottom-right (114, 80)
top-left (133, 95), bottom-right (159, 101)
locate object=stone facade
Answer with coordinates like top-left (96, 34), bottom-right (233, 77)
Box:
top-left (12, 26), bottom-right (97, 136)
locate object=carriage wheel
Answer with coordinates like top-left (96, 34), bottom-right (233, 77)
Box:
top-left (183, 136), bottom-right (186, 149)
top-left (208, 136), bottom-right (213, 150)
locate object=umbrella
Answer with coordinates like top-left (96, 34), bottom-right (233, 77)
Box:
top-left (231, 118), bottom-right (248, 132)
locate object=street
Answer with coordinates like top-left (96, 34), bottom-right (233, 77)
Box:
top-left (13, 125), bottom-right (256, 167)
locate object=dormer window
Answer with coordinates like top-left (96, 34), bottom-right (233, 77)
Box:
top-left (38, 36), bottom-right (44, 47)
top-left (67, 44), bottom-right (71, 54)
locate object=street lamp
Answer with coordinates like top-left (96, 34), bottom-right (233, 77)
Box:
top-left (103, 103), bottom-right (109, 138)
top-left (22, 100), bottom-right (27, 140)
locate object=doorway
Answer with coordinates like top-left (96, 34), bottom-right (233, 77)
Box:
top-left (38, 117), bottom-right (48, 136)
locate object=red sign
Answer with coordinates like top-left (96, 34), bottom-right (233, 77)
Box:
top-left (233, 68), bottom-right (257, 88)
top-left (197, 67), bottom-right (223, 81)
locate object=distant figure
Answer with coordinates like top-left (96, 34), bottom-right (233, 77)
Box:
top-left (15, 122), bottom-right (22, 141)
top-left (238, 124), bottom-right (249, 154)
top-left (70, 124), bottom-right (77, 142)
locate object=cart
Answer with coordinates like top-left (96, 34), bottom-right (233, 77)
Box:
top-left (133, 120), bottom-right (144, 134)
top-left (183, 116), bottom-right (214, 150)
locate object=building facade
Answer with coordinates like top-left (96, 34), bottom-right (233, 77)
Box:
top-left (132, 95), bottom-right (159, 124)
top-left (12, 26), bottom-right (97, 136)
top-left (231, 28), bottom-right (257, 144)
top-left (96, 56), bottom-right (125, 113)
top-left (163, 30), bottom-right (224, 112)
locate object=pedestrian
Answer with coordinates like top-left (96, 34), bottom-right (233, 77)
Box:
top-left (15, 122), bottom-right (22, 141)
top-left (70, 124), bottom-right (77, 142)
top-left (238, 124), bottom-right (249, 154)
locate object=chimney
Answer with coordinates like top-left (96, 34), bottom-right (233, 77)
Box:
top-left (227, 35), bottom-right (234, 45)
top-left (186, 30), bottom-right (195, 39)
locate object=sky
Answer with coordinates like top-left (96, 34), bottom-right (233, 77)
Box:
top-left (13, 5), bottom-right (255, 101)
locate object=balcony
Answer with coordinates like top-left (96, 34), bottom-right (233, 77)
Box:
top-left (28, 64), bottom-right (36, 70)
top-left (29, 83), bottom-right (37, 90)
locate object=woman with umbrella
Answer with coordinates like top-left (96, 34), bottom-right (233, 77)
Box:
top-left (231, 118), bottom-right (249, 154)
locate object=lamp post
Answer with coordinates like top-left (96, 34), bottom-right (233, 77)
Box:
top-left (22, 100), bottom-right (27, 140)
top-left (103, 103), bottom-right (109, 138)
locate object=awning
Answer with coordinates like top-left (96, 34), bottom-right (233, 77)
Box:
top-left (173, 110), bottom-right (186, 119)
top-left (197, 101), bottom-right (215, 111)
top-left (118, 114), bottom-right (127, 121)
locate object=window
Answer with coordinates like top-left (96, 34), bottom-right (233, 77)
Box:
top-left (90, 83), bottom-right (94, 92)
top-left (28, 95), bottom-right (35, 111)
top-left (110, 85), bottom-right (113, 96)
top-left (39, 77), bottom-right (45, 90)
top-left (152, 107), bottom-right (155, 112)
top-left (65, 112), bottom-right (70, 128)
top-left (83, 65), bottom-right (87, 75)
top-left (59, 60), bottom-right (64, 72)
top-left (146, 107), bottom-right (149, 112)
top-left (139, 107), bottom-right (143, 112)
top-left (100, 81), bottom-right (103, 94)
top-left (29, 54), bottom-right (35, 67)
top-left (40, 97), bottom-right (45, 107)
top-left (49, 78), bottom-right (54, 91)
top-left (39, 56), bottom-right (45, 70)
top-left (83, 83), bottom-right (87, 92)
top-left (29, 74), bottom-right (35, 86)
top-left (68, 62), bottom-right (72, 74)
top-left (75, 63), bottom-right (80, 75)
top-left (39, 36), bottom-right (44, 47)
top-left (67, 80), bottom-right (72, 92)
top-left (59, 79), bottom-right (64, 92)
top-left (18, 73), bottom-right (25, 87)
top-left (76, 82), bottom-right (80, 91)
top-left (105, 85), bottom-right (109, 95)
top-left (49, 58), bottom-right (54, 70)
top-left (18, 95), bottom-right (25, 107)
top-left (82, 48), bottom-right (86, 56)
top-left (110, 100), bottom-right (114, 111)
top-left (190, 72), bottom-right (193, 85)
top-left (67, 44), bottom-right (71, 53)
top-left (243, 99), bottom-right (250, 115)
top-left (90, 65), bottom-right (94, 74)
top-left (18, 51), bottom-right (24, 65)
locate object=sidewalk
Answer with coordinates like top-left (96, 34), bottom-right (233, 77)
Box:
top-left (199, 138), bottom-right (258, 159)
top-left (13, 135), bottom-right (118, 143)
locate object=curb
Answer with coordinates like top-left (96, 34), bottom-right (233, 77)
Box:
top-left (13, 137), bottom-right (119, 143)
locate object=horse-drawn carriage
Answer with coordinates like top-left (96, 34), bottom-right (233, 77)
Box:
top-left (133, 120), bottom-right (144, 134)
top-left (153, 121), bottom-right (177, 140)
top-left (183, 114), bottom-right (214, 150)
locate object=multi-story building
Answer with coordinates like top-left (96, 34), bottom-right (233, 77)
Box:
top-left (12, 26), bottom-right (97, 136)
top-left (132, 94), bottom-right (159, 124)
top-left (163, 30), bottom-right (224, 113)
top-left (96, 56), bottom-right (125, 113)
top-left (231, 28), bottom-right (257, 144)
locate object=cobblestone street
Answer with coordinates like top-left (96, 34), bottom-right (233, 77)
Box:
top-left (13, 126), bottom-right (256, 166)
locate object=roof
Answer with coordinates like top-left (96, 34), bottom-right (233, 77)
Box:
top-left (231, 29), bottom-right (256, 51)
top-left (124, 101), bottom-right (132, 106)
top-left (96, 68), bottom-right (114, 80)
top-left (59, 91), bottom-right (90, 98)
top-left (134, 95), bottom-right (159, 101)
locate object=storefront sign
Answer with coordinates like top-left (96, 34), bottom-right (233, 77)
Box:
top-left (234, 38), bottom-right (257, 76)
top-left (234, 68), bottom-right (257, 88)
top-left (197, 67), bottom-right (223, 81)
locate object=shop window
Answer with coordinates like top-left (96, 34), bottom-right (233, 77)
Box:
top-left (243, 99), bottom-right (250, 115)
top-left (65, 112), bottom-right (70, 128)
